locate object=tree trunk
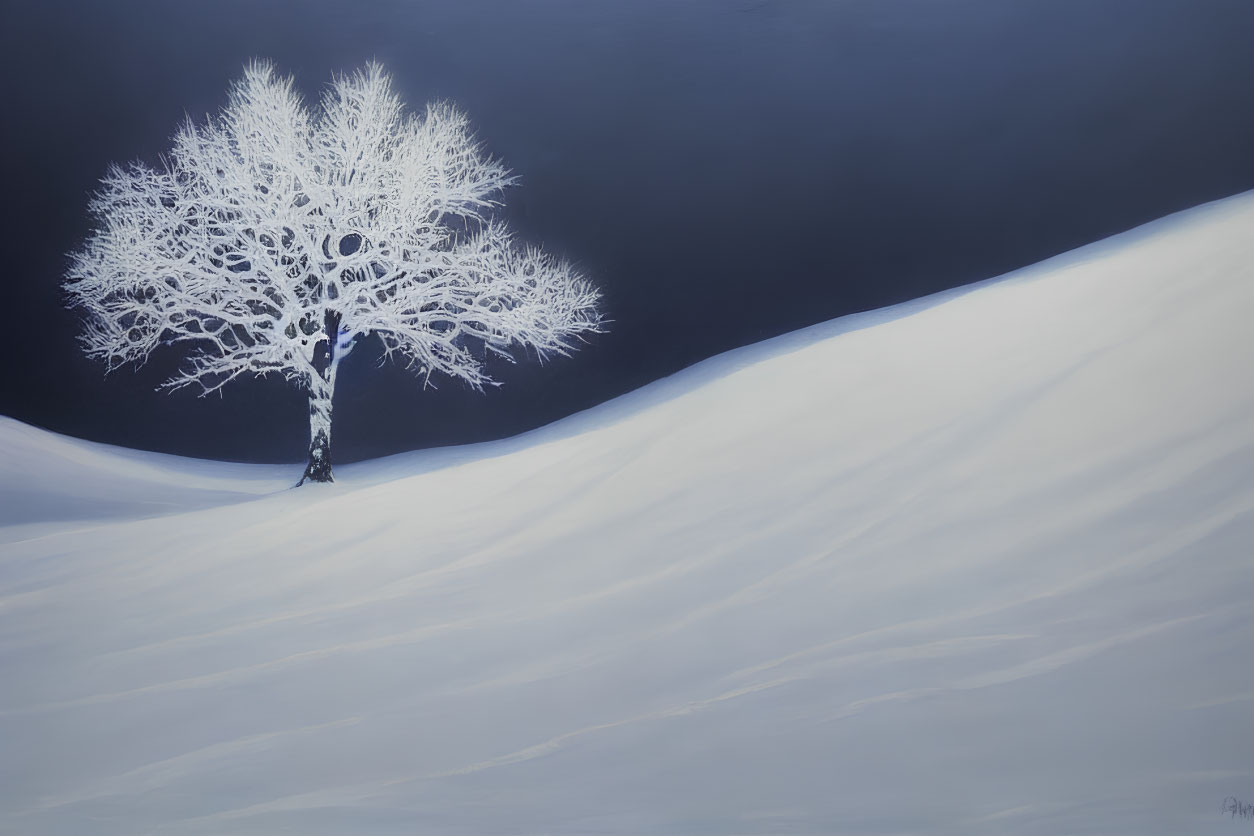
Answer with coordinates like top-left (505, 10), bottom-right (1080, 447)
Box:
top-left (296, 311), bottom-right (343, 486)
top-left (299, 387), bottom-right (335, 484)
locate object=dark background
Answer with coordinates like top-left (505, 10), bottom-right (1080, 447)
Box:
top-left (2, 0), bottom-right (1253, 463)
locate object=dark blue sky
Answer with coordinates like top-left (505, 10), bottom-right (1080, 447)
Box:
top-left (3, 0), bottom-right (1253, 463)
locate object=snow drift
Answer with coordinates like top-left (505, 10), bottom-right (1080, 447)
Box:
top-left (3, 192), bottom-right (1254, 835)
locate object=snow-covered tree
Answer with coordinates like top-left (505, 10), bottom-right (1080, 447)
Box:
top-left (65, 62), bottom-right (602, 484)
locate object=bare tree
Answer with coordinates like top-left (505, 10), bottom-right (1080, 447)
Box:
top-left (65, 62), bottom-right (602, 484)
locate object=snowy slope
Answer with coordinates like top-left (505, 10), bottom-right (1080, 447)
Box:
top-left (0, 417), bottom-right (291, 531)
top-left (3, 192), bottom-right (1254, 835)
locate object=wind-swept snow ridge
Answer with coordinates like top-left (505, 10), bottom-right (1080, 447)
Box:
top-left (3, 191), bottom-right (1254, 834)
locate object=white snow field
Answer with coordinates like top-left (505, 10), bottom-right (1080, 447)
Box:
top-left (3, 192), bottom-right (1254, 836)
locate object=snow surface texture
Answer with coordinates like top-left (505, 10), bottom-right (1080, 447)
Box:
top-left (3, 192), bottom-right (1254, 834)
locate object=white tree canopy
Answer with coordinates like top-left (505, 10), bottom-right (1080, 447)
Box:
top-left (65, 61), bottom-right (602, 481)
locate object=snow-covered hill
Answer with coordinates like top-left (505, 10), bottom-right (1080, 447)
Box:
top-left (3, 192), bottom-right (1254, 835)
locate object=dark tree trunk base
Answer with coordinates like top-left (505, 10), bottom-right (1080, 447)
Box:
top-left (296, 428), bottom-right (334, 486)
